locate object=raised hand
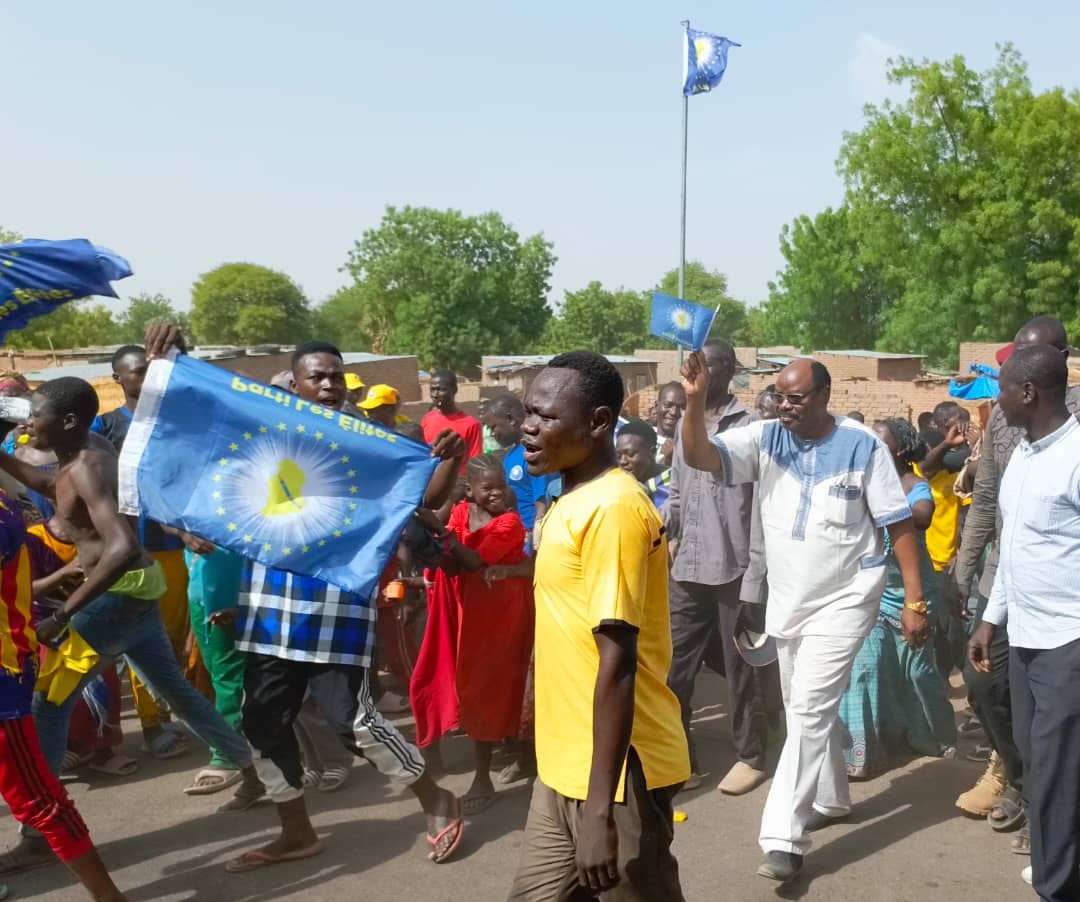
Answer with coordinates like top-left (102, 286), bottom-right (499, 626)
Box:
top-left (680, 351), bottom-right (709, 401)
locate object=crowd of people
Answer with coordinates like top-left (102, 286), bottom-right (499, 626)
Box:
top-left (0, 315), bottom-right (1073, 900)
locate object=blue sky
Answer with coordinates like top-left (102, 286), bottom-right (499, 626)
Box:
top-left (4, 2), bottom-right (1080, 317)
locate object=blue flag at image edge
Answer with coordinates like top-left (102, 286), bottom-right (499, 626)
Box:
top-left (0, 239), bottom-right (132, 342)
top-left (118, 353), bottom-right (439, 598)
top-left (650, 292), bottom-right (718, 350)
top-left (683, 29), bottom-right (740, 96)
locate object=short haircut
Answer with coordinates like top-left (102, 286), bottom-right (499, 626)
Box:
top-left (488, 392), bottom-right (524, 421)
top-left (1007, 343), bottom-right (1068, 396)
top-left (809, 360), bottom-right (832, 390)
top-left (933, 400), bottom-right (962, 422)
top-left (431, 368), bottom-right (458, 389)
top-left (111, 344), bottom-right (145, 372)
top-left (547, 351), bottom-right (624, 426)
top-left (846, 410), bottom-right (865, 423)
top-left (291, 341), bottom-right (342, 370)
top-left (703, 339), bottom-right (737, 372)
top-left (465, 453), bottom-right (505, 484)
top-left (880, 417), bottom-right (928, 465)
top-left (658, 381), bottom-right (685, 399)
top-left (618, 418), bottom-right (658, 449)
top-left (917, 411), bottom-right (934, 431)
top-left (1017, 315), bottom-right (1068, 351)
top-left (36, 377), bottom-right (99, 424)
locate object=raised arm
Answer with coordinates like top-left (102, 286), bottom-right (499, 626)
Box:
top-left (679, 351), bottom-right (724, 473)
top-left (919, 424), bottom-right (967, 479)
top-left (0, 450), bottom-right (56, 497)
top-left (422, 429), bottom-right (466, 510)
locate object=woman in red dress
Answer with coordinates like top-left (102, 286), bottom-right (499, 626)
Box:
top-left (409, 454), bottom-right (533, 815)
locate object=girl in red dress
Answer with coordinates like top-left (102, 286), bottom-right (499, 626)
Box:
top-left (409, 454), bottom-right (533, 814)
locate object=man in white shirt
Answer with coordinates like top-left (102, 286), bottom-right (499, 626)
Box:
top-left (680, 355), bottom-right (928, 884)
top-left (969, 344), bottom-right (1080, 902)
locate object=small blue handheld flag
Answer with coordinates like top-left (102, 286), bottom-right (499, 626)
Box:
top-left (683, 29), bottom-right (740, 96)
top-left (0, 239), bottom-right (132, 342)
top-left (650, 292), bottom-right (718, 350)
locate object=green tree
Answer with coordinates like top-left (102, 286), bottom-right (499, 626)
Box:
top-left (4, 302), bottom-right (119, 350)
top-left (762, 45), bottom-right (1080, 365)
top-left (540, 282), bottom-right (651, 354)
top-left (190, 263), bottom-right (310, 345)
top-left (343, 206), bottom-right (555, 370)
top-left (0, 227), bottom-right (20, 245)
top-left (753, 207), bottom-right (898, 351)
top-left (840, 44), bottom-right (1080, 364)
top-left (117, 293), bottom-right (190, 344)
top-left (310, 285), bottom-right (371, 351)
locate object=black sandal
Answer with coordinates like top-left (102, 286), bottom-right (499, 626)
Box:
top-left (988, 785), bottom-right (1025, 833)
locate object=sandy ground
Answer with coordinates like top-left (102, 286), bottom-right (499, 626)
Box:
top-left (8, 670), bottom-right (1033, 901)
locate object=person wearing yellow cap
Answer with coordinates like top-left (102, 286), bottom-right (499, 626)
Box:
top-left (358, 384), bottom-right (405, 430)
top-left (344, 372), bottom-right (366, 408)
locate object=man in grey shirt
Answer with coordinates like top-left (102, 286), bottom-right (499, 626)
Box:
top-left (954, 316), bottom-right (1080, 834)
top-left (665, 339), bottom-right (773, 795)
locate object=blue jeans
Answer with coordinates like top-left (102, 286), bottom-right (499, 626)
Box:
top-left (33, 591), bottom-right (252, 777)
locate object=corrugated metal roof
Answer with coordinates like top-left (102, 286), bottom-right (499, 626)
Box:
top-left (816, 349), bottom-right (926, 359)
top-left (484, 354), bottom-right (655, 370)
top-left (341, 352), bottom-right (414, 364)
top-left (23, 363), bottom-right (114, 382)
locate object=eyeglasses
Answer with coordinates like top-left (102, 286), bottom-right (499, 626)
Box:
top-left (774, 386), bottom-right (822, 407)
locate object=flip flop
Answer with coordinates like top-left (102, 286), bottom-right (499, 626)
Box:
top-left (143, 729), bottom-right (189, 760)
top-left (61, 750), bottom-right (91, 773)
top-left (89, 755), bottom-right (139, 778)
top-left (426, 800), bottom-right (464, 864)
top-left (224, 841), bottom-right (324, 873)
top-left (184, 767), bottom-right (243, 796)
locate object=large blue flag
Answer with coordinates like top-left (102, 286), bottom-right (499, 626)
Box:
top-left (0, 239), bottom-right (132, 342)
top-left (118, 353), bottom-right (438, 598)
top-left (650, 292), bottom-right (718, 350)
top-left (682, 29), bottom-right (740, 96)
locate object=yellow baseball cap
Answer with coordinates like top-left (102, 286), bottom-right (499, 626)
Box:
top-left (344, 372), bottom-right (365, 392)
top-left (358, 384), bottom-right (399, 410)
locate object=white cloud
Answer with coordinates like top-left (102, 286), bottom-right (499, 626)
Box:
top-left (849, 33), bottom-right (903, 105)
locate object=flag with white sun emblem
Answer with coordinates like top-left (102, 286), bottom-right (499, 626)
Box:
top-left (682, 29), bottom-right (740, 96)
top-left (118, 352), bottom-right (438, 597)
top-left (650, 292), bottom-right (719, 350)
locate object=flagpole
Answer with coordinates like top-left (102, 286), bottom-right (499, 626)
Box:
top-left (678, 19), bottom-right (690, 368)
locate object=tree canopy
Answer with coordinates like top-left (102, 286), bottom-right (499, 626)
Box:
top-left (190, 263), bottom-right (310, 345)
top-left (341, 206), bottom-right (555, 371)
top-left (759, 45), bottom-right (1080, 365)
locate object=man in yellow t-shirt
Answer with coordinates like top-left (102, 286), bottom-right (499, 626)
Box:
top-left (508, 351), bottom-right (689, 902)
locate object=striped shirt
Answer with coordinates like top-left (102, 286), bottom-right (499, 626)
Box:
top-left (236, 562), bottom-right (376, 667)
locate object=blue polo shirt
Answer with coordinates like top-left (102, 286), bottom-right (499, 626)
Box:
top-left (502, 443), bottom-right (552, 531)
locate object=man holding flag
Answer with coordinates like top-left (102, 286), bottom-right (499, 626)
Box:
top-left (126, 331), bottom-right (469, 872)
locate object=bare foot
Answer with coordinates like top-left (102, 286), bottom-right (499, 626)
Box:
top-left (463, 775), bottom-right (497, 815)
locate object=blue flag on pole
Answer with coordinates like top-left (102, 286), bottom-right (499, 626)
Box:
top-left (118, 353), bottom-right (439, 598)
top-left (649, 292), bottom-right (718, 350)
top-left (0, 239), bottom-right (132, 342)
top-left (682, 29), bottom-right (740, 96)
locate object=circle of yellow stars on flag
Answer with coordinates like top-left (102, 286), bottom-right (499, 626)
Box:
top-left (211, 424), bottom-right (361, 559)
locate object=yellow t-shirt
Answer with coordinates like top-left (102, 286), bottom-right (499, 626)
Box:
top-left (533, 467), bottom-right (689, 802)
top-left (915, 465), bottom-right (961, 571)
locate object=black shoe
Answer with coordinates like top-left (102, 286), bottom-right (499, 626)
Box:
top-left (806, 809), bottom-right (850, 832)
top-left (756, 851), bottom-right (803, 883)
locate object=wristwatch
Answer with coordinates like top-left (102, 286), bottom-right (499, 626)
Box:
top-left (904, 598), bottom-right (928, 615)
